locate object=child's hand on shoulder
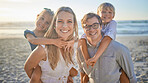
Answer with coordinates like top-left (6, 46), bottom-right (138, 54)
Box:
top-left (53, 38), bottom-right (67, 48)
top-left (64, 39), bottom-right (75, 52)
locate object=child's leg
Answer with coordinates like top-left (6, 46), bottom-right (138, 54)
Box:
top-left (30, 65), bottom-right (42, 83)
top-left (69, 67), bottom-right (78, 77)
top-left (79, 38), bottom-right (90, 62)
top-left (120, 69), bottom-right (129, 83)
top-left (67, 67), bottom-right (78, 83)
top-left (83, 74), bottom-right (89, 83)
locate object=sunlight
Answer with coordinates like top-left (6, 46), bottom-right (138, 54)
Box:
top-left (7, 0), bottom-right (30, 3)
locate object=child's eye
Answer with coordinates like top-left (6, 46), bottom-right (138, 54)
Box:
top-left (102, 11), bottom-right (106, 13)
top-left (41, 17), bottom-right (44, 20)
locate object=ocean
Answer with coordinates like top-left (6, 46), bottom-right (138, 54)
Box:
top-left (0, 20), bottom-right (148, 38)
top-left (78, 20), bottom-right (148, 36)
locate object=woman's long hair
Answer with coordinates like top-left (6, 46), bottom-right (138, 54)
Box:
top-left (44, 7), bottom-right (78, 70)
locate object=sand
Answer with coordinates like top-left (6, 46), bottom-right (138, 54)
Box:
top-left (0, 36), bottom-right (147, 83)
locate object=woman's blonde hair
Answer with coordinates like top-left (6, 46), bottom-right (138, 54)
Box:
top-left (44, 6), bottom-right (78, 70)
top-left (97, 2), bottom-right (115, 18)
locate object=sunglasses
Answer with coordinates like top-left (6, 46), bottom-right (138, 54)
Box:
top-left (83, 23), bottom-right (100, 31)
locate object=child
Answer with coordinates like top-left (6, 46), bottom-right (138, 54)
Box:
top-left (80, 2), bottom-right (129, 83)
top-left (24, 8), bottom-right (77, 83)
top-left (80, 2), bottom-right (117, 68)
top-left (24, 8), bottom-right (68, 51)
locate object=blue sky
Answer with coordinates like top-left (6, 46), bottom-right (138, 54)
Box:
top-left (0, 0), bottom-right (148, 22)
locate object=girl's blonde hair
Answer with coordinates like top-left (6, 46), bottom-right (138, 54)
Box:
top-left (97, 2), bottom-right (115, 18)
top-left (37, 8), bottom-right (54, 19)
top-left (44, 6), bottom-right (78, 70)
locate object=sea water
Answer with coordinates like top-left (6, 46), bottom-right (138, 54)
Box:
top-left (117, 20), bottom-right (148, 36)
top-left (0, 20), bottom-right (148, 37)
top-left (78, 20), bottom-right (148, 37)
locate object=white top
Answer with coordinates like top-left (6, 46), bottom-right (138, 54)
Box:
top-left (39, 42), bottom-right (78, 83)
top-left (81, 20), bottom-right (117, 40)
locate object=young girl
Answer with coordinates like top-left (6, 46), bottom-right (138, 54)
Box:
top-left (24, 6), bottom-right (78, 83)
top-left (80, 2), bottom-right (129, 83)
top-left (24, 8), bottom-right (77, 83)
top-left (24, 8), bottom-right (68, 51)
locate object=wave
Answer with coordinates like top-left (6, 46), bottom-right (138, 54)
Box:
top-left (117, 20), bottom-right (148, 24)
top-left (0, 20), bottom-right (148, 36)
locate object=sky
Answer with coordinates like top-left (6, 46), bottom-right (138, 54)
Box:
top-left (0, 0), bottom-right (148, 22)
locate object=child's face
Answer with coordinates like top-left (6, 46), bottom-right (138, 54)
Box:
top-left (55, 11), bottom-right (74, 40)
top-left (99, 8), bottom-right (114, 24)
top-left (36, 10), bottom-right (52, 32)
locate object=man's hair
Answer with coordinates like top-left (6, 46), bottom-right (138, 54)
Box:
top-left (81, 13), bottom-right (102, 27)
top-left (97, 2), bottom-right (115, 18)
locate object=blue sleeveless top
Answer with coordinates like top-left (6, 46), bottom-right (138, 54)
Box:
top-left (24, 29), bottom-right (37, 51)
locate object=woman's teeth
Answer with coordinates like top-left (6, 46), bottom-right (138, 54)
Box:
top-left (61, 30), bottom-right (69, 33)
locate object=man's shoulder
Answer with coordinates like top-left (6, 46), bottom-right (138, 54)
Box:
top-left (110, 20), bottom-right (117, 24)
top-left (108, 40), bottom-right (129, 52)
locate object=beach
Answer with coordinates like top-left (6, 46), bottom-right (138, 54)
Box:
top-left (0, 20), bottom-right (148, 83)
top-left (0, 36), bottom-right (147, 83)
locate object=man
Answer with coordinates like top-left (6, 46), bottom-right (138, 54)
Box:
top-left (76, 13), bottom-right (137, 83)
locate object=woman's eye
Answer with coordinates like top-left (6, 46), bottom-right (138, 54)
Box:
top-left (109, 12), bottom-right (112, 14)
top-left (68, 21), bottom-right (72, 23)
top-left (46, 22), bottom-right (49, 24)
top-left (58, 21), bottom-right (62, 23)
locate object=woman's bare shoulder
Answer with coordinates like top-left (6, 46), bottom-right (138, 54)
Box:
top-left (31, 45), bottom-right (46, 59)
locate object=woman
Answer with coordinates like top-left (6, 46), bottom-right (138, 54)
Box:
top-left (24, 6), bottom-right (78, 83)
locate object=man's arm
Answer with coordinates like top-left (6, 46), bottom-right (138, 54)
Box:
top-left (117, 45), bottom-right (137, 83)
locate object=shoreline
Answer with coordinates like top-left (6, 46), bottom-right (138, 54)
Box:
top-left (0, 36), bottom-right (147, 82)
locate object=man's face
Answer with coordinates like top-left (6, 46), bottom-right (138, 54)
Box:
top-left (83, 17), bottom-right (102, 41)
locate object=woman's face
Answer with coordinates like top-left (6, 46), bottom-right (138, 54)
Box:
top-left (55, 11), bottom-right (74, 40)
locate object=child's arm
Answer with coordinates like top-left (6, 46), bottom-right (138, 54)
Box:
top-left (86, 36), bottom-right (112, 66)
top-left (26, 33), bottom-right (67, 48)
top-left (87, 20), bottom-right (117, 66)
top-left (79, 38), bottom-right (90, 62)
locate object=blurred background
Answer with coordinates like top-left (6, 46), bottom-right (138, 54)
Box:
top-left (0, 0), bottom-right (148, 83)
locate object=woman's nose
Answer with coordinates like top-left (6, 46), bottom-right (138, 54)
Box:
top-left (63, 23), bottom-right (68, 28)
